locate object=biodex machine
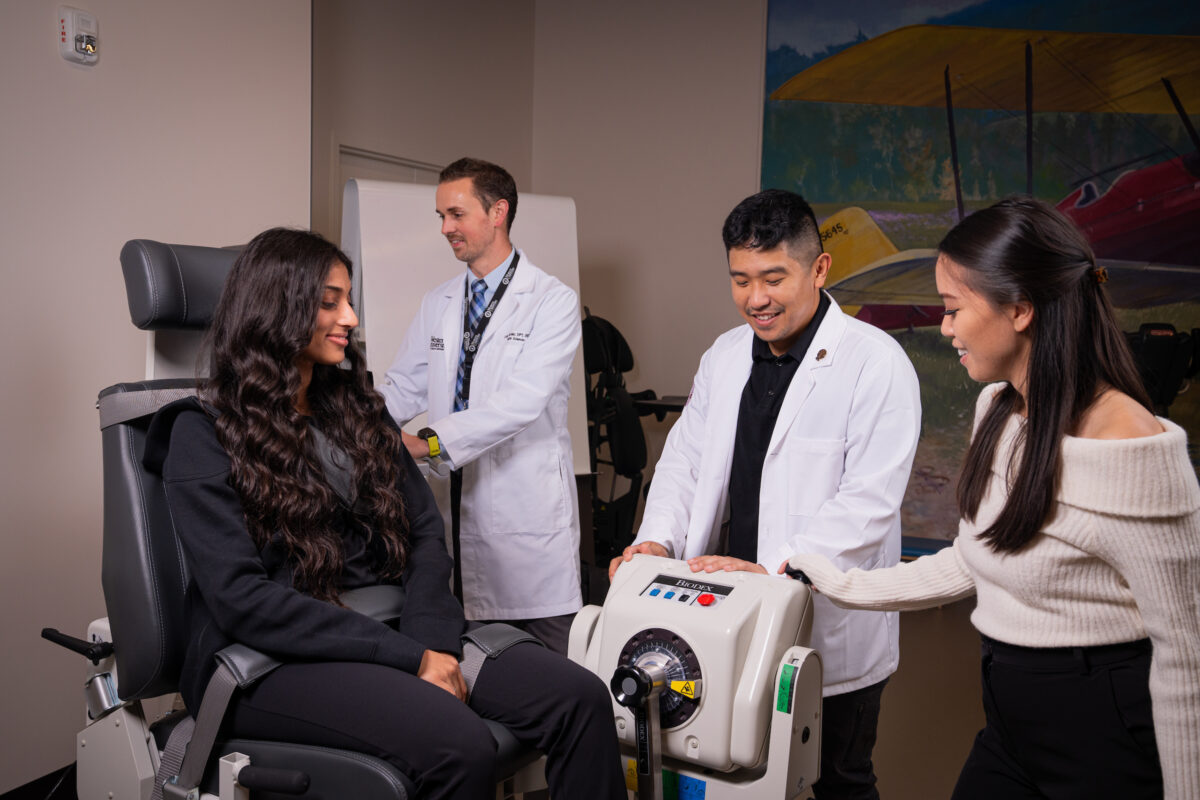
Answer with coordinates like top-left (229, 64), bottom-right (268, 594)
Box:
top-left (570, 555), bottom-right (823, 799)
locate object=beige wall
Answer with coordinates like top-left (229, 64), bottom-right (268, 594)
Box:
top-left (0, 0), bottom-right (310, 791)
top-left (531, 1), bottom-right (765, 396)
top-left (311, 0), bottom-right (535, 242)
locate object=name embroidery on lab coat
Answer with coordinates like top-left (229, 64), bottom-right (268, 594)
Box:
top-left (505, 332), bottom-right (529, 343)
top-left (430, 336), bottom-right (445, 351)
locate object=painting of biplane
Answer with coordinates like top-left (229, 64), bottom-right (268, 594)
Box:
top-left (763, 1), bottom-right (1200, 540)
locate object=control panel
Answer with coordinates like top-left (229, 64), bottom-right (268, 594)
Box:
top-left (640, 574), bottom-right (733, 608)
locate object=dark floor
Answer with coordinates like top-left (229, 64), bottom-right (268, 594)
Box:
top-left (0, 766), bottom-right (76, 800)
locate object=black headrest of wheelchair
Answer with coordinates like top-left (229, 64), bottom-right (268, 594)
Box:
top-left (120, 239), bottom-right (241, 330)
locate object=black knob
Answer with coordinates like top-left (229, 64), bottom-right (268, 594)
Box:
top-left (610, 664), bottom-right (652, 708)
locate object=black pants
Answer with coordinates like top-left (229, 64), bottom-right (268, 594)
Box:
top-left (812, 678), bottom-right (888, 800)
top-left (952, 636), bottom-right (1161, 800)
top-left (227, 642), bottom-right (626, 800)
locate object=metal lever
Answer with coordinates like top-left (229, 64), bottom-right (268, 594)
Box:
top-left (611, 662), bottom-right (667, 800)
top-left (42, 627), bottom-right (114, 665)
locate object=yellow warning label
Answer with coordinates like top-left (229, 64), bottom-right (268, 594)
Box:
top-left (625, 758), bottom-right (638, 791)
top-left (670, 680), bottom-right (696, 699)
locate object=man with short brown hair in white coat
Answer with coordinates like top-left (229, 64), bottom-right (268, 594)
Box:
top-left (381, 157), bottom-right (581, 655)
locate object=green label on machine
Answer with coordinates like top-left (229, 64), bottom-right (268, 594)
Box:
top-left (776, 663), bottom-right (796, 713)
top-left (661, 768), bottom-right (706, 799)
top-left (663, 769), bottom-right (678, 797)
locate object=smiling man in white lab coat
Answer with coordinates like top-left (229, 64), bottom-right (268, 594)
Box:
top-left (611, 189), bottom-right (921, 799)
top-left (380, 157), bottom-right (582, 655)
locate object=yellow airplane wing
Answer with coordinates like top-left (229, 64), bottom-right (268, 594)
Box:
top-left (820, 206), bottom-right (899, 285)
top-left (826, 251), bottom-right (940, 308)
top-left (771, 25), bottom-right (1200, 115)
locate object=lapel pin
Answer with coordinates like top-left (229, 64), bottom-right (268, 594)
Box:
top-left (816, 349), bottom-right (827, 361)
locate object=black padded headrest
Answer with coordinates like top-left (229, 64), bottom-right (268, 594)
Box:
top-left (582, 313), bottom-right (635, 375)
top-left (120, 239), bottom-right (241, 330)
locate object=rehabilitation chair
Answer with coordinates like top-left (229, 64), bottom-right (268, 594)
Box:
top-left (42, 239), bottom-right (541, 800)
top-left (581, 309), bottom-right (662, 563)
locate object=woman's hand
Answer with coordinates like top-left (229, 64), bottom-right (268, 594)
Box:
top-left (777, 558), bottom-right (820, 592)
top-left (418, 650), bottom-right (468, 701)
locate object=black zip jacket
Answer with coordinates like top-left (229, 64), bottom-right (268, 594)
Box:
top-left (143, 397), bottom-right (466, 711)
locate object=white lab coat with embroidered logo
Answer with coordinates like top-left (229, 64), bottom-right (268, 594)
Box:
top-left (379, 250), bottom-right (582, 620)
top-left (632, 295), bottom-right (921, 695)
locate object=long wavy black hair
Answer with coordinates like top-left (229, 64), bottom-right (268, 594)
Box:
top-left (203, 227), bottom-right (409, 601)
top-left (943, 197), bottom-right (1150, 553)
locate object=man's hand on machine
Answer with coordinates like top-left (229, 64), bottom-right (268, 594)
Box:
top-left (401, 431), bottom-right (430, 459)
top-left (418, 650), bottom-right (468, 701)
top-left (686, 555), bottom-right (767, 574)
top-left (609, 541), bottom-right (670, 579)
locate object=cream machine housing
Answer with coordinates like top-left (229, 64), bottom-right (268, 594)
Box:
top-left (569, 554), bottom-right (823, 799)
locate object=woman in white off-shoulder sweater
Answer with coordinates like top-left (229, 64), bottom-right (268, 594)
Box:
top-left (784, 198), bottom-right (1200, 800)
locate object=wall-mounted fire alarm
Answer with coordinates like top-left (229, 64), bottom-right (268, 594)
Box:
top-left (59, 6), bottom-right (99, 66)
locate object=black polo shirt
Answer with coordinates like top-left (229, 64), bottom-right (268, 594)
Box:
top-left (727, 292), bottom-right (830, 563)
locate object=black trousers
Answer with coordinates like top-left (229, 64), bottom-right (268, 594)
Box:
top-left (226, 642), bottom-right (626, 800)
top-left (952, 635), bottom-right (1161, 800)
top-left (812, 678), bottom-right (888, 800)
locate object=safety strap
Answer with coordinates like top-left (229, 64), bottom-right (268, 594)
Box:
top-left (458, 623), bottom-right (543, 694)
top-left (156, 662), bottom-right (240, 800)
top-left (98, 385), bottom-right (196, 429)
top-left (460, 640), bottom-right (488, 694)
top-left (150, 715), bottom-right (195, 800)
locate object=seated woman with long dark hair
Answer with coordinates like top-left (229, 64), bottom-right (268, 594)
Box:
top-left (144, 227), bottom-right (625, 800)
top-left (780, 198), bottom-right (1200, 799)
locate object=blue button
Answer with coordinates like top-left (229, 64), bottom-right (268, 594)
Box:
top-left (649, 588), bottom-right (660, 596)
top-left (664, 591), bottom-right (676, 599)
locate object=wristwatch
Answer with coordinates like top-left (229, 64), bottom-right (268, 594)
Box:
top-left (417, 427), bottom-right (441, 459)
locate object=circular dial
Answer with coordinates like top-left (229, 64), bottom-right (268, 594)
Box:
top-left (617, 627), bottom-right (702, 728)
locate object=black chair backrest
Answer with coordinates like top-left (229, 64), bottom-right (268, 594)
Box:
top-left (581, 313), bottom-right (634, 376)
top-left (1125, 323), bottom-right (1198, 417)
top-left (99, 380), bottom-right (197, 699)
top-left (580, 310), bottom-right (646, 478)
top-left (100, 241), bottom-right (238, 700)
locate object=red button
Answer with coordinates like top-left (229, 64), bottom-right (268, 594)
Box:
top-left (697, 593), bottom-right (715, 606)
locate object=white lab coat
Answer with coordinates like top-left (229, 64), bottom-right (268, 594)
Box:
top-left (379, 251), bottom-right (582, 620)
top-left (633, 295), bottom-right (921, 695)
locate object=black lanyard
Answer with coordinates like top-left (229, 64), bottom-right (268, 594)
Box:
top-left (457, 252), bottom-right (519, 409)
top-left (449, 251), bottom-right (519, 604)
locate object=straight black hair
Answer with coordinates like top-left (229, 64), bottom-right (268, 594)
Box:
top-left (944, 197), bottom-right (1150, 552)
top-left (722, 188), bottom-right (823, 261)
